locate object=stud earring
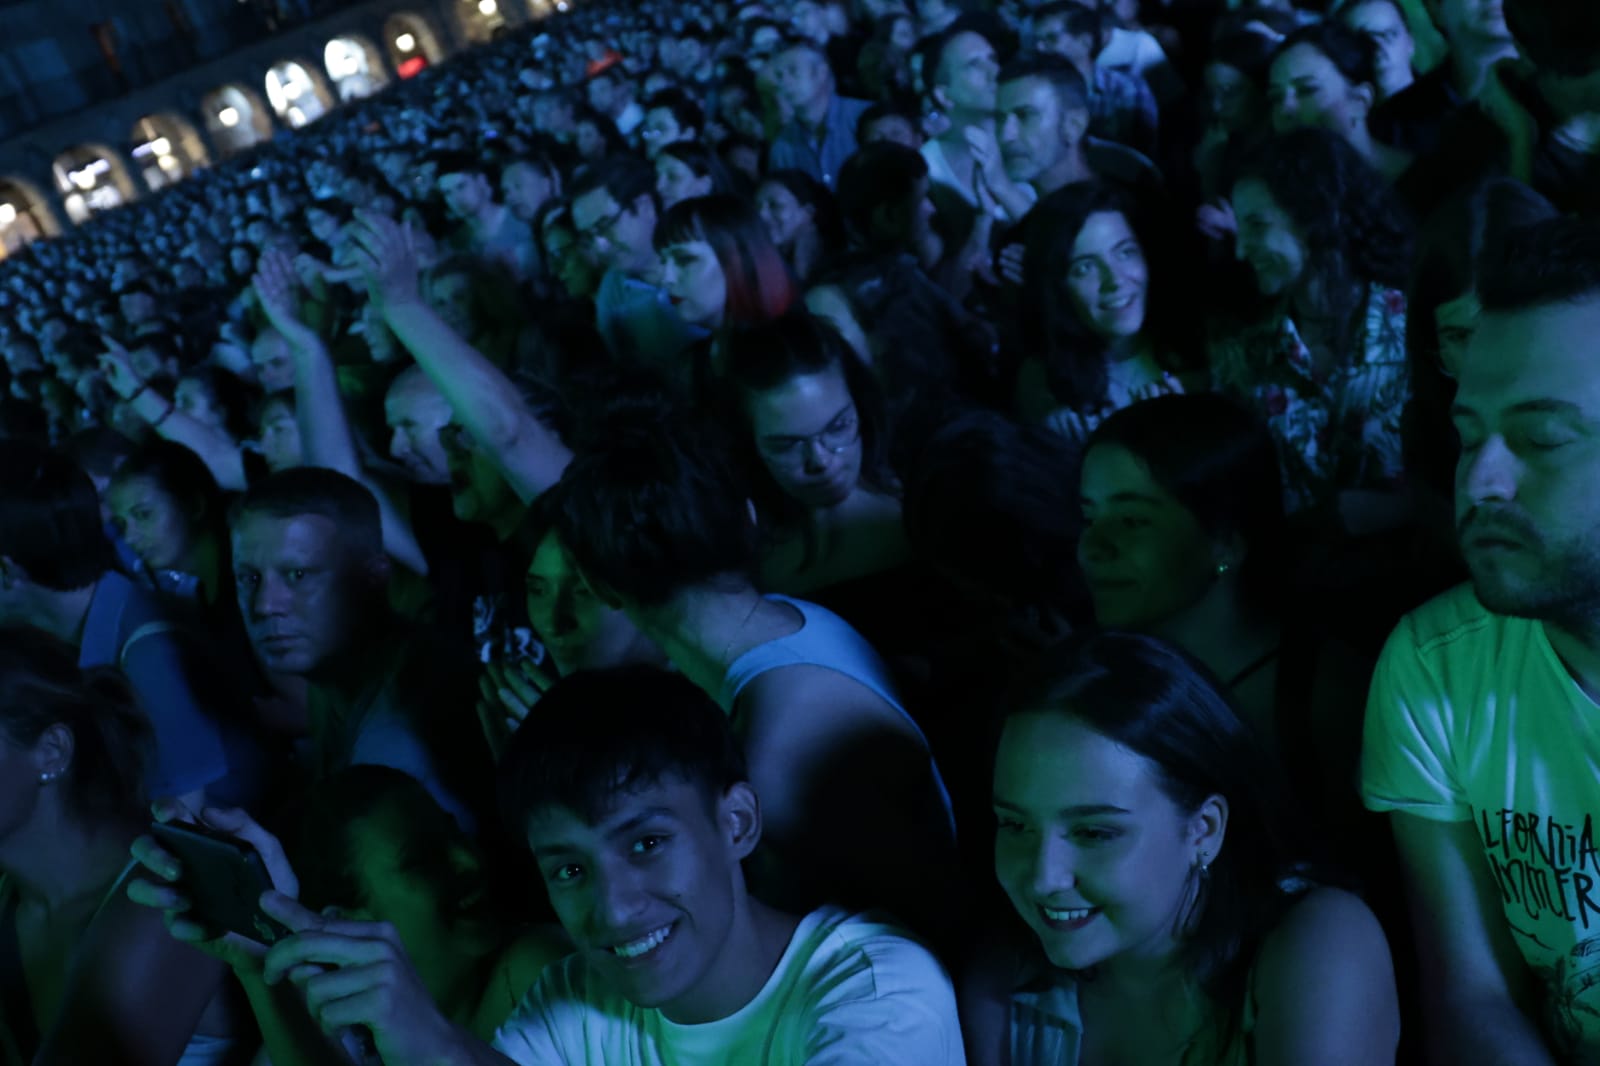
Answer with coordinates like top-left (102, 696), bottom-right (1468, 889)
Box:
top-left (1214, 562), bottom-right (1232, 578)
top-left (38, 770), bottom-right (59, 784)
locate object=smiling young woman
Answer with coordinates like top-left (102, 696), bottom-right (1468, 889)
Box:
top-left (961, 632), bottom-right (1400, 1066)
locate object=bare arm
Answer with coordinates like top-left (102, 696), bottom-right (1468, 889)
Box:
top-left (36, 893), bottom-right (229, 1066)
top-left (958, 942), bottom-right (1015, 1066)
top-left (254, 248), bottom-right (430, 576)
top-left (349, 212), bottom-right (572, 504)
top-left (99, 342), bottom-right (248, 491)
top-left (738, 668), bottom-right (959, 934)
top-left (1391, 813), bottom-right (1559, 1065)
top-left (1251, 887), bottom-right (1399, 1065)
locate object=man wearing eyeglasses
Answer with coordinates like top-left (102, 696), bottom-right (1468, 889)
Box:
top-left (569, 157), bottom-right (708, 378)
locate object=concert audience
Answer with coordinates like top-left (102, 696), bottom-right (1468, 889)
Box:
top-left (0, 0), bottom-right (1596, 1059)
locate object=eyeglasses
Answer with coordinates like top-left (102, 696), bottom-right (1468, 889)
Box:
top-left (758, 409), bottom-right (860, 466)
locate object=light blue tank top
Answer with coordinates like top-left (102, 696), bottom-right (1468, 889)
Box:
top-left (720, 595), bottom-right (954, 829)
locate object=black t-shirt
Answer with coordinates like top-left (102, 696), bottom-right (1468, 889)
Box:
top-left (1371, 66), bottom-right (1463, 159)
top-left (1394, 68), bottom-right (1600, 221)
top-left (408, 486), bottom-right (542, 669)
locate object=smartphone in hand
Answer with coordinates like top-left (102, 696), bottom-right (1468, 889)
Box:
top-left (149, 821), bottom-right (291, 945)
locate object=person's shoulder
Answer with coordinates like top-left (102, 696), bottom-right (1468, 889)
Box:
top-left (798, 906), bottom-right (952, 994)
top-left (838, 96), bottom-right (874, 120)
top-left (1390, 582), bottom-right (1508, 657)
top-left (1253, 886), bottom-right (1389, 995)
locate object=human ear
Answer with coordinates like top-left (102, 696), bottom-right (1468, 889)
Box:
top-left (1350, 82), bottom-right (1375, 122)
top-left (721, 781), bottom-right (763, 859)
top-left (1061, 107), bottom-right (1090, 146)
top-left (1190, 794), bottom-right (1229, 867)
top-left (32, 722), bottom-right (74, 781)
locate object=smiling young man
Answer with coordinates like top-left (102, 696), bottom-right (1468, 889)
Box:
top-left (250, 667), bottom-right (966, 1065)
top-left (1362, 218), bottom-right (1600, 1063)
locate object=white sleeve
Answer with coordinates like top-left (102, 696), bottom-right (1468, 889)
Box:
top-left (1360, 615), bottom-right (1472, 822)
top-left (490, 966), bottom-right (584, 1066)
top-left (802, 940), bottom-right (967, 1066)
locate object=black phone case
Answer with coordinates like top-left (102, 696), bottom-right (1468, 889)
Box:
top-left (149, 822), bottom-right (291, 945)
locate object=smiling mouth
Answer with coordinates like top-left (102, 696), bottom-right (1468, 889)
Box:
top-left (1038, 905), bottom-right (1101, 929)
top-left (608, 922), bottom-right (676, 960)
top-left (1100, 294), bottom-right (1137, 312)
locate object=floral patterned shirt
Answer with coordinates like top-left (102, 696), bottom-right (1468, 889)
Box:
top-left (1209, 285), bottom-right (1410, 513)
top-left (1025, 349), bottom-right (1185, 443)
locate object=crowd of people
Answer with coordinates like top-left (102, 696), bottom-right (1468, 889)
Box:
top-left (1, 0), bottom-right (1599, 1060)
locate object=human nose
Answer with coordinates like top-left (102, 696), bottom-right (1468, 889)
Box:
top-left (1078, 517), bottom-right (1116, 564)
top-left (1459, 435), bottom-right (1519, 506)
top-left (1030, 833), bottom-right (1076, 897)
top-left (551, 584), bottom-right (579, 636)
top-left (249, 572), bottom-right (290, 618)
top-left (389, 428), bottom-right (409, 460)
top-left (658, 257), bottom-right (678, 287)
top-left (592, 860), bottom-right (649, 930)
top-left (802, 437), bottom-right (831, 473)
top-left (1000, 113), bottom-right (1019, 143)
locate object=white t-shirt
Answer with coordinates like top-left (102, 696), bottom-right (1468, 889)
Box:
top-left (1362, 583), bottom-right (1600, 1060)
top-left (492, 907), bottom-right (967, 1065)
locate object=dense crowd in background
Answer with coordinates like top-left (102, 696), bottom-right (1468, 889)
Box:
top-left (2, 0), bottom-right (1600, 1061)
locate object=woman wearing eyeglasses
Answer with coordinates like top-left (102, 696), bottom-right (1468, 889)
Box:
top-left (721, 309), bottom-right (911, 599)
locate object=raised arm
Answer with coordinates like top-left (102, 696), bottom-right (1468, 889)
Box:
top-left (348, 211), bottom-right (572, 504)
top-left (253, 247), bottom-right (430, 577)
top-left (1391, 813), bottom-right (1559, 1066)
top-left (99, 340), bottom-right (247, 491)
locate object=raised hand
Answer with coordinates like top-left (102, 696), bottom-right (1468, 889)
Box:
top-left (347, 209), bottom-right (424, 313)
top-left (96, 337), bottom-right (143, 400)
top-left (260, 894), bottom-right (464, 1066)
top-left (126, 800), bottom-right (301, 975)
top-left (997, 243), bottom-right (1025, 287)
top-left (253, 247), bottom-right (322, 350)
top-left (964, 125), bottom-right (1008, 192)
top-left (1197, 198), bottom-right (1237, 242)
top-left (476, 655), bottom-right (558, 759)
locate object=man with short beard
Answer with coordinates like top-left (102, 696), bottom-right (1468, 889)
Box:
top-left (1363, 218), bottom-right (1600, 1064)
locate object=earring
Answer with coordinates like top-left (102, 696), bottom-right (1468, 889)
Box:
top-left (1194, 852), bottom-right (1211, 878)
top-left (1214, 562), bottom-right (1232, 578)
top-left (38, 770), bottom-right (59, 784)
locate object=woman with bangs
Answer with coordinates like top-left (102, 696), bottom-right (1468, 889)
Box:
top-left (654, 194), bottom-right (798, 395)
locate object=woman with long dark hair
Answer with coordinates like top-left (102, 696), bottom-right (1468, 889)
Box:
top-left (718, 310), bottom-right (907, 596)
top-left (1017, 182), bottom-right (1199, 443)
top-left (963, 632), bottom-right (1399, 1065)
top-left (755, 169), bottom-right (846, 286)
top-left (106, 440), bottom-right (232, 608)
top-left (1215, 126), bottom-right (1414, 518)
top-left (653, 142), bottom-right (740, 210)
